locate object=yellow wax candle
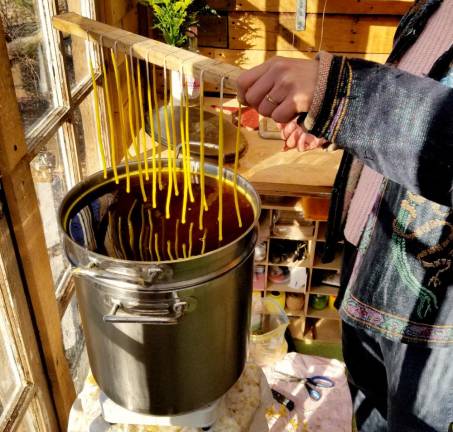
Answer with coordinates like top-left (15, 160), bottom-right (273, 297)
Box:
top-left (127, 199), bottom-right (137, 252)
top-left (188, 222), bottom-right (194, 257)
top-left (137, 62), bottom-right (149, 180)
top-left (152, 65), bottom-right (163, 190)
top-left (169, 83), bottom-right (179, 196)
top-left (201, 228), bottom-right (207, 255)
top-left (139, 204), bottom-right (145, 261)
top-left (233, 104), bottom-right (243, 228)
top-left (101, 53), bottom-right (118, 183)
top-left (129, 56), bottom-right (140, 160)
top-left (217, 102), bottom-right (224, 242)
top-left (146, 65), bottom-right (157, 208)
top-left (154, 233), bottom-right (161, 262)
top-left (180, 77), bottom-right (189, 225)
top-left (125, 56), bottom-right (147, 202)
top-left (147, 209), bottom-right (154, 261)
top-left (198, 77), bottom-right (207, 230)
top-left (167, 240), bottom-right (174, 261)
top-left (175, 219), bottom-right (180, 259)
top-left (118, 216), bottom-right (127, 259)
top-left (163, 69), bottom-right (173, 219)
top-left (182, 243), bottom-right (187, 259)
top-left (184, 84), bottom-right (194, 203)
top-left (88, 57), bottom-right (107, 179)
top-left (111, 50), bottom-right (130, 193)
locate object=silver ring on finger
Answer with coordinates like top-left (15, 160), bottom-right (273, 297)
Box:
top-left (265, 93), bottom-right (279, 106)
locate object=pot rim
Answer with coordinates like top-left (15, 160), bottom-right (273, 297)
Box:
top-left (59, 159), bottom-right (261, 286)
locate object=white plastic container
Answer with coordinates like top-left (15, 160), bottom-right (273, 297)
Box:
top-left (249, 298), bottom-right (289, 367)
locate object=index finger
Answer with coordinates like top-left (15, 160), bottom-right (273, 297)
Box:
top-left (236, 62), bottom-right (273, 105)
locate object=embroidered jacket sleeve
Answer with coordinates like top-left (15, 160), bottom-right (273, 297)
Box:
top-left (304, 54), bottom-right (453, 208)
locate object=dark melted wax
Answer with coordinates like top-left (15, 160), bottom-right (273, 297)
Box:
top-left (72, 172), bottom-right (255, 261)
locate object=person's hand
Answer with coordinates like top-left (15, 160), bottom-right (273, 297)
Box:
top-left (236, 57), bottom-right (319, 123)
top-left (277, 119), bottom-right (327, 151)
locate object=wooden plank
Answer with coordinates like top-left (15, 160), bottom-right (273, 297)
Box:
top-left (198, 15), bottom-right (229, 48)
top-left (119, 7), bottom-right (139, 34)
top-left (0, 31), bottom-right (28, 174)
top-left (0, 24), bottom-right (75, 431)
top-left (104, 0), bottom-right (135, 25)
top-left (0, 208), bottom-right (59, 431)
top-left (229, 12), bottom-right (399, 53)
top-left (210, 0), bottom-right (413, 14)
top-left (52, 13), bottom-right (243, 92)
top-left (199, 47), bottom-right (389, 70)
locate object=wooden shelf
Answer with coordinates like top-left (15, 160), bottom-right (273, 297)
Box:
top-left (316, 222), bottom-right (344, 243)
top-left (261, 196), bottom-right (305, 212)
top-left (285, 309), bottom-right (305, 318)
top-left (313, 250), bottom-right (343, 271)
top-left (317, 223), bottom-right (327, 242)
top-left (270, 223), bottom-right (315, 241)
top-left (268, 259), bottom-right (309, 268)
top-left (309, 285), bottom-right (339, 296)
top-left (254, 260), bottom-right (268, 265)
top-left (307, 306), bottom-right (340, 320)
top-left (304, 319), bottom-right (341, 342)
top-left (266, 282), bottom-right (306, 294)
top-left (270, 234), bottom-right (314, 241)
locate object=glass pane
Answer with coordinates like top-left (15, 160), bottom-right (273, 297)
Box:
top-left (59, 0), bottom-right (94, 90)
top-left (73, 91), bottom-right (103, 178)
top-left (62, 295), bottom-right (88, 394)
top-left (0, 311), bottom-right (22, 419)
top-left (2, 0), bottom-right (56, 132)
top-left (15, 401), bottom-right (39, 432)
top-left (30, 132), bottom-right (69, 287)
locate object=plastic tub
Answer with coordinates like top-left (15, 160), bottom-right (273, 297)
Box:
top-left (249, 297), bottom-right (289, 367)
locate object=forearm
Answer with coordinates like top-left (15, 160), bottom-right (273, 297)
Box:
top-left (306, 55), bottom-right (453, 207)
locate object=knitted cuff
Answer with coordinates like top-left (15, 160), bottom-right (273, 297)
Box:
top-left (303, 51), bottom-right (334, 131)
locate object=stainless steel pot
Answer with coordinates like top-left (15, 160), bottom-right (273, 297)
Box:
top-left (59, 160), bottom-right (260, 415)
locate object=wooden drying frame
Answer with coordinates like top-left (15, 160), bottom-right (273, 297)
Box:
top-left (52, 12), bottom-right (243, 93)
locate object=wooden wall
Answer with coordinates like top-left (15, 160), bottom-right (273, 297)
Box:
top-left (197, 0), bottom-right (414, 71)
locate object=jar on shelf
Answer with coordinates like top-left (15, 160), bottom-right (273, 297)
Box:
top-left (253, 265), bottom-right (266, 291)
top-left (266, 291), bottom-right (286, 310)
top-left (309, 294), bottom-right (329, 310)
top-left (285, 293), bottom-right (305, 312)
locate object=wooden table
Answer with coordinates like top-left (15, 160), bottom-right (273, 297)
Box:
top-left (206, 98), bottom-right (342, 198)
top-left (236, 130), bottom-right (342, 197)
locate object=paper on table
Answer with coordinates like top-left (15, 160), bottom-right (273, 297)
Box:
top-left (263, 352), bottom-right (352, 432)
top-left (67, 364), bottom-right (272, 432)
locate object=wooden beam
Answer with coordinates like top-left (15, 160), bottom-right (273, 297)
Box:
top-left (52, 12), bottom-right (243, 92)
top-left (199, 47), bottom-right (390, 70)
top-left (0, 208), bottom-right (59, 431)
top-left (0, 21), bottom-right (75, 431)
top-left (209, 0), bottom-right (413, 14)
top-left (229, 12), bottom-right (400, 53)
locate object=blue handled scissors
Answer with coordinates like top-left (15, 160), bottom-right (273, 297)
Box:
top-left (274, 370), bottom-right (335, 402)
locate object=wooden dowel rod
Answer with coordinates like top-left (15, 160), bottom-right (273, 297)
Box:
top-left (52, 12), bottom-right (242, 93)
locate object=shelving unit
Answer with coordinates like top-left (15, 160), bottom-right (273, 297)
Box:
top-left (254, 203), bottom-right (343, 342)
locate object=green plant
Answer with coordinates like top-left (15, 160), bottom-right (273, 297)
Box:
top-left (140, 0), bottom-right (218, 47)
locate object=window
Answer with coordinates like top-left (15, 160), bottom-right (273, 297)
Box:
top-left (0, 0), bottom-right (103, 427)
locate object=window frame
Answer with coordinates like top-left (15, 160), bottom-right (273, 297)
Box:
top-left (0, 0), bottom-right (105, 428)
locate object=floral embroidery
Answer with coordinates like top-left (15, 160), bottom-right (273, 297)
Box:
top-left (391, 192), bottom-right (452, 319)
top-left (341, 290), bottom-right (453, 345)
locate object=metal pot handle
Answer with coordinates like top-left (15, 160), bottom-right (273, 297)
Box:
top-left (72, 265), bottom-right (163, 289)
top-left (103, 300), bottom-right (188, 325)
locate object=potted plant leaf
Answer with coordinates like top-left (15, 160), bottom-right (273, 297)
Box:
top-left (140, 0), bottom-right (219, 100)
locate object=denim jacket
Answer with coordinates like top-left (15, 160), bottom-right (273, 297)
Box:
top-left (308, 0), bottom-right (453, 346)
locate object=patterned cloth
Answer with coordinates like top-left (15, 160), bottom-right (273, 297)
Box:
top-left (307, 0), bottom-right (453, 346)
top-left (67, 355), bottom-right (351, 432)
